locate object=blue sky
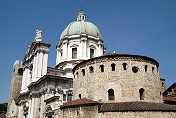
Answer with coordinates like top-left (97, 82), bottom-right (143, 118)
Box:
top-left (0, 0), bottom-right (176, 103)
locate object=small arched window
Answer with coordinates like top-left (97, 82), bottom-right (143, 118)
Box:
top-left (89, 66), bottom-right (94, 73)
top-left (82, 69), bottom-right (85, 76)
top-left (111, 63), bottom-right (116, 71)
top-left (139, 88), bottom-right (145, 100)
top-left (122, 63), bottom-right (127, 70)
top-left (18, 68), bottom-right (23, 75)
top-left (79, 94), bottom-right (81, 99)
top-left (152, 67), bottom-right (155, 72)
top-left (108, 89), bottom-right (115, 100)
top-left (145, 65), bottom-right (148, 72)
top-left (100, 65), bottom-right (104, 72)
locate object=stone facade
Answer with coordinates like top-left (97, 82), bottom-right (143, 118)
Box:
top-left (7, 60), bottom-right (23, 118)
top-left (62, 105), bottom-right (98, 118)
top-left (73, 54), bottom-right (162, 103)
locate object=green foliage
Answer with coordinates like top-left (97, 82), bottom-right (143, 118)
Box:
top-left (0, 103), bottom-right (8, 112)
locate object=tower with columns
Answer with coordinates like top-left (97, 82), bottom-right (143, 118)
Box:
top-left (20, 30), bottom-right (51, 93)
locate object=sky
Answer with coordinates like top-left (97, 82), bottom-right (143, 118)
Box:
top-left (0, 0), bottom-right (176, 103)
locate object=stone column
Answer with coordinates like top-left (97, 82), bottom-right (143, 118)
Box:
top-left (25, 68), bottom-right (30, 90)
top-left (40, 94), bottom-right (44, 118)
top-left (62, 41), bottom-right (68, 61)
top-left (98, 41), bottom-right (103, 56)
top-left (30, 97), bottom-right (34, 118)
top-left (21, 68), bottom-right (27, 92)
top-left (81, 38), bottom-right (87, 59)
top-left (34, 52), bottom-right (39, 80)
top-left (27, 98), bottom-right (32, 118)
top-left (37, 52), bottom-right (43, 78)
top-left (42, 52), bottom-right (48, 77)
top-left (32, 55), bottom-right (36, 80)
top-left (18, 105), bottom-right (23, 118)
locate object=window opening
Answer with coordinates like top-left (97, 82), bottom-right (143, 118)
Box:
top-left (72, 48), bottom-right (77, 59)
top-left (18, 68), bottom-right (23, 75)
top-left (63, 94), bottom-right (66, 101)
top-left (67, 94), bottom-right (72, 102)
top-left (90, 49), bottom-right (94, 58)
top-left (100, 65), bottom-right (104, 72)
top-left (111, 63), bottom-right (115, 71)
top-left (89, 66), bottom-right (94, 73)
top-left (145, 65), bottom-right (148, 72)
top-left (79, 94), bottom-right (81, 99)
top-left (122, 63), bottom-right (127, 70)
top-left (139, 88), bottom-right (145, 100)
top-left (82, 69), bottom-right (85, 76)
top-left (132, 66), bottom-right (139, 73)
top-left (77, 111), bottom-right (79, 116)
top-left (152, 67), bottom-right (155, 72)
top-left (108, 89), bottom-right (115, 100)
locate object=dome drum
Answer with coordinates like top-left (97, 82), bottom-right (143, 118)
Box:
top-left (73, 54), bottom-right (162, 103)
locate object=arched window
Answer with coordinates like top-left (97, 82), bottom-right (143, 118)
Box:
top-left (139, 88), bottom-right (145, 100)
top-left (111, 63), bottom-right (115, 71)
top-left (79, 94), bottom-right (81, 99)
top-left (122, 63), bottom-right (127, 70)
top-left (100, 65), bottom-right (104, 72)
top-left (108, 89), bottom-right (115, 100)
top-left (82, 69), bottom-right (85, 76)
top-left (152, 67), bottom-right (155, 72)
top-left (145, 65), bottom-right (148, 72)
top-left (89, 66), bottom-right (94, 73)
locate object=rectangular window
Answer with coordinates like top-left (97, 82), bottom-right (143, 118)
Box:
top-left (67, 94), bottom-right (72, 102)
top-left (63, 94), bottom-right (66, 101)
top-left (90, 49), bottom-right (94, 58)
top-left (72, 48), bottom-right (77, 59)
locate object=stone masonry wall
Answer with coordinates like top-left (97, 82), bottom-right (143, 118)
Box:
top-left (62, 105), bottom-right (98, 118)
top-left (73, 56), bottom-right (162, 103)
top-left (7, 61), bottom-right (23, 118)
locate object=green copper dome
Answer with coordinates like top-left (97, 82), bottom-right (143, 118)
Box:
top-left (60, 10), bottom-right (101, 40)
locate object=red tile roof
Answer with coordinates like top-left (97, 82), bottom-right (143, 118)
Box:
top-left (163, 96), bottom-right (176, 102)
top-left (100, 102), bottom-right (176, 112)
top-left (62, 98), bottom-right (100, 108)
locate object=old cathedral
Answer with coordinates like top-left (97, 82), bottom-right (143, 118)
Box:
top-left (7, 10), bottom-right (176, 118)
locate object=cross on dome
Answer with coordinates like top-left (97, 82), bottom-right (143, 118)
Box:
top-left (77, 9), bottom-right (86, 21)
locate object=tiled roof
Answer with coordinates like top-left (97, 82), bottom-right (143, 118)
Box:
top-left (62, 98), bottom-right (100, 108)
top-left (99, 102), bottom-right (176, 112)
top-left (163, 83), bottom-right (176, 96)
top-left (163, 96), bottom-right (176, 102)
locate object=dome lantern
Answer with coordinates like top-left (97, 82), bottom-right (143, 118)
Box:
top-left (77, 9), bottom-right (86, 21)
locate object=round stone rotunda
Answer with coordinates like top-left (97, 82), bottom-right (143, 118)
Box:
top-left (61, 10), bottom-right (176, 118)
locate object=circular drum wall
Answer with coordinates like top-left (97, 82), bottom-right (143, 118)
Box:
top-left (73, 54), bottom-right (163, 103)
